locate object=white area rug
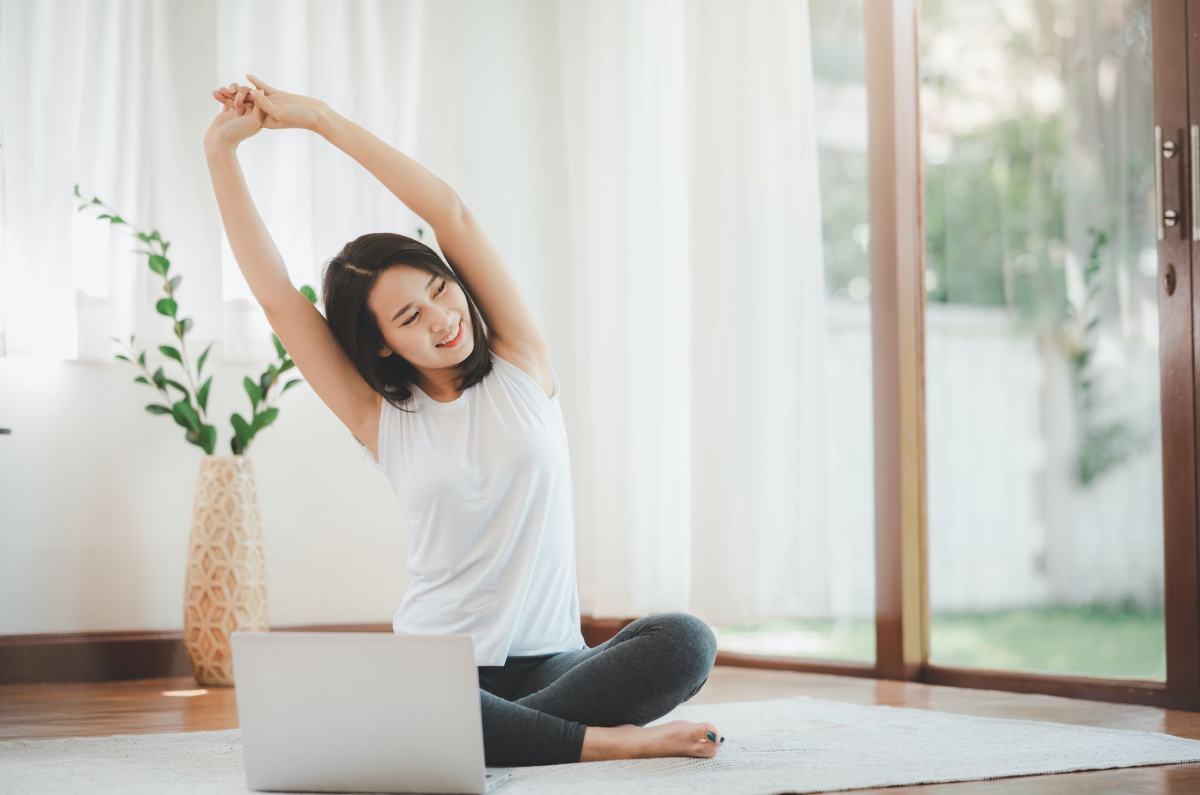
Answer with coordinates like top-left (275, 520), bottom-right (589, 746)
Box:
top-left (3, 695), bottom-right (1200, 794)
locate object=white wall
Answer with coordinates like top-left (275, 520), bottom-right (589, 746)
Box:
top-left (0, 353), bottom-right (408, 633)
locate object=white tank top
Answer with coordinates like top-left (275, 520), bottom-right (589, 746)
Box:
top-left (365, 349), bottom-right (587, 665)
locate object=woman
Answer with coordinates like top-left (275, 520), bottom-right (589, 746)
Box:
top-left (203, 76), bottom-right (725, 767)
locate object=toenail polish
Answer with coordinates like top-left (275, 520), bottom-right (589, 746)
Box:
top-left (707, 731), bottom-right (716, 742)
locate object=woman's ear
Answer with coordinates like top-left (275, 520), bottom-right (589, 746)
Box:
top-left (377, 345), bottom-right (393, 358)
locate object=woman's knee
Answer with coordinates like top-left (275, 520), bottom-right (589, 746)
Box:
top-left (652, 612), bottom-right (718, 686)
top-left (658, 612), bottom-right (717, 655)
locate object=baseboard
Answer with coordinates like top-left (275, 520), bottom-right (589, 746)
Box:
top-left (0, 618), bottom-right (638, 685)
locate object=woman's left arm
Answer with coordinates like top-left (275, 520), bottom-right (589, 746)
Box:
top-left (314, 107), bottom-right (549, 360)
top-left (314, 107), bottom-right (463, 231)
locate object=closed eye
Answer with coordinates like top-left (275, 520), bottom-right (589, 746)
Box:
top-left (402, 280), bottom-right (446, 325)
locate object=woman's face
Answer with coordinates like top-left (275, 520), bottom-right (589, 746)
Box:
top-left (369, 265), bottom-right (473, 370)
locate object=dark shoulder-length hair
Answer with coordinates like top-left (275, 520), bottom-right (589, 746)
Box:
top-left (320, 231), bottom-right (493, 417)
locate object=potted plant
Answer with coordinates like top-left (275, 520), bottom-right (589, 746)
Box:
top-left (77, 184), bottom-right (312, 686)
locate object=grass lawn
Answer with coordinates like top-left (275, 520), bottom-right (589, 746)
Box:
top-left (713, 600), bottom-right (1166, 681)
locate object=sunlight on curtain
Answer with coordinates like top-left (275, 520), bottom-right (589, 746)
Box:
top-left (560, 0), bottom-right (876, 659)
top-left (0, 0), bottom-right (429, 364)
top-left (3, 0), bottom-right (877, 654)
top-left (703, 0), bottom-right (877, 662)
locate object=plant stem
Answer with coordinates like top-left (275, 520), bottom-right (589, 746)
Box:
top-left (84, 187), bottom-right (214, 447)
top-left (161, 249), bottom-right (207, 424)
top-left (120, 339), bottom-right (175, 408)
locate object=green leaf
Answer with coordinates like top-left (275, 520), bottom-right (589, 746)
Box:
top-left (156, 298), bottom-right (178, 318)
top-left (163, 241), bottom-right (170, 255)
top-left (200, 424), bottom-right (217, 454)
top-left (108, 215), bottom-right (125, 225)
top-left (138, 350), bottom-right (146, 367)
top-left (97, 214), bottom-right (112, 220)
top-left (150, 230), bottom-right (162, 242)
top-left (279, 360), bottom-right (295, 373)
top-left (92, 197), bottom-right (102, 204)
top-left (170, 406), bottom-right (193, 431)
top-left (185, 429), bottom-right (200, 444)
top-left (168, 275), bottom-right (182, 292)
top-left (300, 285), bottom-right (317, 303)
top-left (198, 376), bottom-right (213, 411)
top-left (172, 401), bottom-right (202, 435)
top-left (176, 317), bottom-right (193, 337)
top-left (272, 333), bottom-right (287, 359)
top-left (231, 436), bottom-right (241, 455)
top-left (152, 366), bottom-right (166, 388)
top-left (158, 345), bottom-right (183, 364)
top-left (145, 404), bottom-right (172, 415)
top-left (282, 378), bottom-right (303, 393)
top-left (74, 184), bottom-right (81, 197)
top-left (197, 342), bottom-right (213, 378)
top-left (260, 371), bottom-right (273, 397)
top-left (115, 354), bottom-right (131, 363)
top-left (252, 407), bottom-right (279, 432)
top-left (164, 379), bottom-right (190, 399)
top-left (244, 376), bottom-right (262, 410)
top-left (134, 376), bottom-right (150, 385)
top-left (148, 254), bottom-right (170, 276)
top-left (231, 412), bottom-right (253, 450)
top-left (136, 232), bottom-right (152, 243)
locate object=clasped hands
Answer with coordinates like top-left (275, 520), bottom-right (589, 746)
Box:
top-left (204, 74), bottom-right (329, 150)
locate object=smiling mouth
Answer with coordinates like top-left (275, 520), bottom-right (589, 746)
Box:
top-left (436, 321), bottom-right (463, 348)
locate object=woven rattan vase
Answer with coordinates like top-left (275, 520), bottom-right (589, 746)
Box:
top-left (184, 454), bottom-right (269, 686)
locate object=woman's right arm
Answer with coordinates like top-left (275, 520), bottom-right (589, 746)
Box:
top-left (203, 140), bottom-right (383, 459)
top-left (202, 143), bottom-right (293, 311)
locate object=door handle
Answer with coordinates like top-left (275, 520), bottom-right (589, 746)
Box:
top-left (1155, 125), bottom-right (1178, 241)
top-left (1191, 125), bottom-right (1199, 242)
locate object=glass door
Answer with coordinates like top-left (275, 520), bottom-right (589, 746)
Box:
top-left (919, 0), bottom-right (1197, 703)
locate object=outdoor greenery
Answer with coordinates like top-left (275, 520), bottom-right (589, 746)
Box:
top-left (812, 0), bottom-right (1158, 486)
top-left (713, 4), bottom-right (1167, 685)
top-left (76, 184), bottom-right (315, 455)
top-left (714, 599), bottom-right (1166, 681)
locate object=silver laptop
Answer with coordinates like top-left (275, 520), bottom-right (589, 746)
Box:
top-left (230, 631), bottom-right (515, 794)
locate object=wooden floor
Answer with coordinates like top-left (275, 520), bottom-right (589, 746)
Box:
top-left (3, 664), bottom-right (1200, 793)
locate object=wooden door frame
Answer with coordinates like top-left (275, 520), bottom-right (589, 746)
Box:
top-left (719, 0), bottom-right (1200, 712)
top-left (865, 0), bottom-right (927, 686)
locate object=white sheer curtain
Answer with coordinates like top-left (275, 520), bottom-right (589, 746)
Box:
top-left (2, 0), bottom-right (832, 628)
top-left (558, 0), bottom-right (831, 624)
top-left (0, 0), bottom-right (431, 362)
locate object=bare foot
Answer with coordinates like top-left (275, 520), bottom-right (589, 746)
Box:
top-left (580, 720), bottom-right (725, 762)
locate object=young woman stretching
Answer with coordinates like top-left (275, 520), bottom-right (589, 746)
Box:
top-left (203, 76), bottom-right (725, 767)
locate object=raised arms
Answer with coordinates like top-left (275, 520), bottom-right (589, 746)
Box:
top-left (204, 83), bottom-right (382, 458)
top-left (208, 76), bottom-right (552, 411)
top-left (308, 97), bottom-right (552, 382)
top-left (203, 95), bottom-right (293, 309)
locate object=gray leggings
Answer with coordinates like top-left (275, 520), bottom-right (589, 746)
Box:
top-left (476, 612), bottom-right (719, 767)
